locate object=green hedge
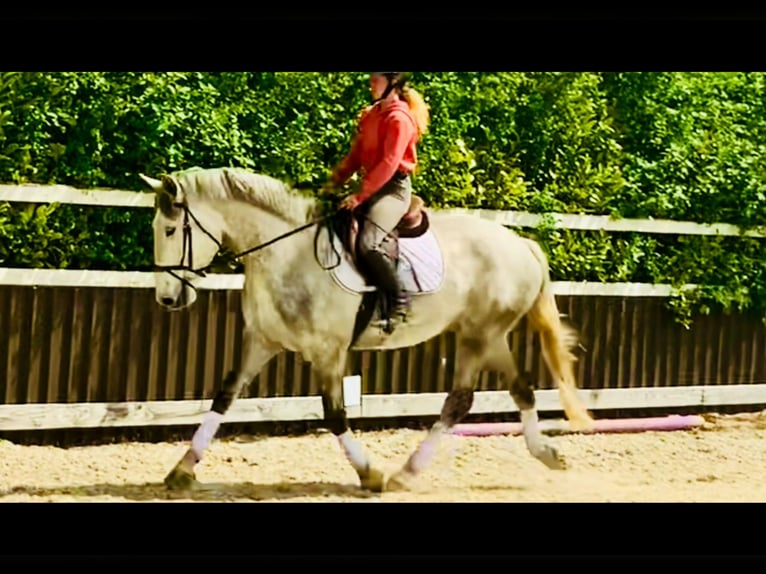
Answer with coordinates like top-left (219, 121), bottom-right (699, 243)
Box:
top-left (1, 71), bottom-right (765, 324)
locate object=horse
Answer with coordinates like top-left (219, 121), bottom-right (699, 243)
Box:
top-left (139, 166), bottom-right (595, 492)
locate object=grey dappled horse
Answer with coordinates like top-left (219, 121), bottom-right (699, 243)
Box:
top-left (140, 166), bottom-right (594, 492)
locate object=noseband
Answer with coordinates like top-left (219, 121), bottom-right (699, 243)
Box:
top-left (153, 200), bottom-right (225, 292)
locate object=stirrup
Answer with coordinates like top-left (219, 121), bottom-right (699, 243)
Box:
top-left (371, 296), bottom-right (410, 334)
top-left (394, 293), bottom-right (411, 318)
top-left (372, 315), bottom-right (400, 335)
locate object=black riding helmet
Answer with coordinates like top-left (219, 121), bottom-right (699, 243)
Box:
top-left (371, 72), bottom-right (410, 102)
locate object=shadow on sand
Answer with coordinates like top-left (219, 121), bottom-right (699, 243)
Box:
top-left (0, 479), bottom-right (381, 502)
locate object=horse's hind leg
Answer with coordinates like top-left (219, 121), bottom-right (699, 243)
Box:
top-left (164, 329), bottom-right (280, 490)
top-left (386, 335), bottom-right (485, 491)
top-left (313, 349), bottom-right (386, 492)
top-left (485, 338), bottom-right (567, 470)
top-left (527, 288), bottom-right (594, 431)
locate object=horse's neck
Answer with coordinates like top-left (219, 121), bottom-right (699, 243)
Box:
top-left (210, 199), bottom-right (310, 263)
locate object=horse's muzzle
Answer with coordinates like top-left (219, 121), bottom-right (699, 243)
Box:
top-left (156, 283), bottom-right (197, 310)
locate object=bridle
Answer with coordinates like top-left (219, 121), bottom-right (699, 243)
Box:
top-left (154, 199), bottom-right (340, 293)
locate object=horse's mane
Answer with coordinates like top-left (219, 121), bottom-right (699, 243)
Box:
top-left (171, 166), bottom-right (321, 224)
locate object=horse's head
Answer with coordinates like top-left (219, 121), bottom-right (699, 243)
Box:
top-left (140, 173), bottom-right (225, 310)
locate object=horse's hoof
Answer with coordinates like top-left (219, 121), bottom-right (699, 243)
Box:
top-left (359, 466), bottom-right (386, 493)
top-left (385, 470), bottom-right (415, 492)
top-left (164, 465), bottom-right (198, 491)
top-left (535, 444), bottom-right (568, 471)
top-left (569, 417), bottom-right (596, 433)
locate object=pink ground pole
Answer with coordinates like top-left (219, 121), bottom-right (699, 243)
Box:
top-left (449, 415), bottom-right (706, 437)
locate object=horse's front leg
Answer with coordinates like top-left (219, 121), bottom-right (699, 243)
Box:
top-left (164, 329), bottom-right (281, 490)
top-left (314, 352), bottom-right (387, 493)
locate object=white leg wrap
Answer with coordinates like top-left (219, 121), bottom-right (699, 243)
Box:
top-left (521, 408), bottom-right (543, 451)
top-left (406, 422), bottom-right (445, 475)
top-left (337, 431), bottom-right (369, 474)
top-left (191, 410), bottom-right (224, 458)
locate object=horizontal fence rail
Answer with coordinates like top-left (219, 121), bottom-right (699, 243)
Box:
top-left (0, 267), bottom-right (698, 296)
top-left (0, 184), bottom-right (156, 207)
top-left (1, 385), bottom-right (765, 432)
top-left (2, 183), bottom-right (765, 237)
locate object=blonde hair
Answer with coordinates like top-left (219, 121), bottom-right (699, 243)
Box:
top-left (400, 85), bottom-right (430, 137)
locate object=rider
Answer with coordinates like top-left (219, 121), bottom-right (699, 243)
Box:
top-left (328, 72), bottom-right (430, 330)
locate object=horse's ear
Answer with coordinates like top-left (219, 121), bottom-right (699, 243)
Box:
top-left (141, 173), bottom-right (180, 218)
top-left (160, 174), bottom-right (179, 198)
top-left (139, 173), bottom-right (163, 192)
top-left (139, 173), bottom-right (179, 199)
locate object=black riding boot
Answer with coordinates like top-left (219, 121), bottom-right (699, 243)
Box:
top-left (364, 249), bottom-right (410, 332)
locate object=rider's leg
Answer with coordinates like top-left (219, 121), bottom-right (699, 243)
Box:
top-left (358, 175), bottom-right (412, 327)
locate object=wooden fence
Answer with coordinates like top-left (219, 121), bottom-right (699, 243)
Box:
top-left (1, 184), bottom-right (765, 436)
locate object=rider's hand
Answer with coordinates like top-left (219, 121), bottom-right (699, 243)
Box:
top-left (339, 194), bottom-right (361, 211)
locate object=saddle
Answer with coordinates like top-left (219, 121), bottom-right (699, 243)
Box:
top-left (332, 194), bottom-right (431, 272)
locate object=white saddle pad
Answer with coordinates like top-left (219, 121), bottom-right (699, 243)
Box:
top-left (319, 227), bottom-right (445, 295)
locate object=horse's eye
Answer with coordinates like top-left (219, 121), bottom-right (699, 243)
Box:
top-left (165, 226), bottom-right (176, 237)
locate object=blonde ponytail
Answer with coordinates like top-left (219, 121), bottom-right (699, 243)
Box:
top-left (401, 85), bottom-right (430, 137)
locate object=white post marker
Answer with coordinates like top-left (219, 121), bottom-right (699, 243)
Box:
top-left (337, 374), bottom-right (366, 471)
top-left (342, 375), bottom-right (362, 408)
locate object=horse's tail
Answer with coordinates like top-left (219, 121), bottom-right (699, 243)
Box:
top-left (523, 238), bottom-right (594, 430)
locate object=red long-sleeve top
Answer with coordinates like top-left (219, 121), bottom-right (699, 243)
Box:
top-left (331, 98), bottom-right (419, 203)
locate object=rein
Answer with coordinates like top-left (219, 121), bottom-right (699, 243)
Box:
top-left (155, 200), bottom-right (343, 292)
